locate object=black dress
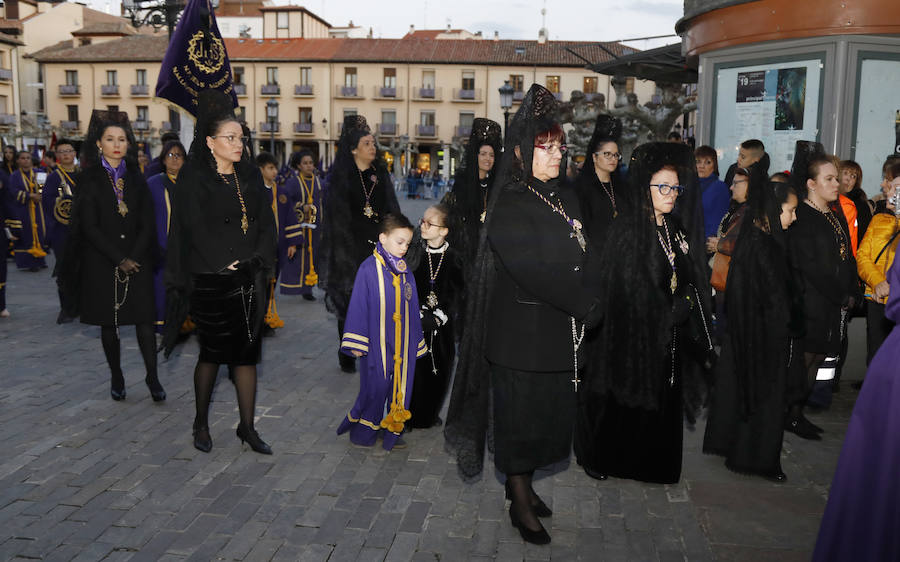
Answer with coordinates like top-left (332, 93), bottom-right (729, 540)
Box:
top-left (789, 203), bottom-right (858, 355)
top-left (165, 163), bottom-right (276, 364)
top-left (576, 220), bottom-right (697, 484)
top-left (486, 177), bottom-right (596, 474)
top-left (576, 170), bottom-right (620, 243)
top-left (75, 164), bottom-right (156, 326)
top-left (703, 227), bottom-right (804, 477)
top-left (407, 242), bottom-right (464, 428)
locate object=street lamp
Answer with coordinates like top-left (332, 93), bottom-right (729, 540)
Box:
top-left (498, 80), bottom-right (514, 141)
top-left (266, 98), bottom-right (278, 159)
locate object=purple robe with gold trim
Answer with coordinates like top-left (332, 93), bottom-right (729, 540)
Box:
top-left (7, 169), bottom-right (48, 270)
top-left (337, 244), bottom-right (428, 450)
top-left (281, 173), bottom-right (323, 295)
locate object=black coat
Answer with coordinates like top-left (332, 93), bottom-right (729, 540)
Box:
top-left (485, 177), bottom-right (596, 372)
top-left (789, 203), bottom-right (859, 354)
top-left (75, 164), bottom-right (156, 326)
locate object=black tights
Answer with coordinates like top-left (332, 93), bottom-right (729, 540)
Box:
top-left (506, 472), bottom-right (543, 532)
top-left (788, 352), bottom-right (825, 419)
top-left (192, 362), bottom-right (258, 430)
top-left (100, 324), bottom-right (158, 387)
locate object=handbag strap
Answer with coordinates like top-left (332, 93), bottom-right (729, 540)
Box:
top-left (875, 229), bottom-right (900, 264)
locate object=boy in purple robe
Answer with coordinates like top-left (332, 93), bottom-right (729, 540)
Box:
top-left (337, 214), bottom-right (427, 451)
top-left (7, 150), bottom-right (48, 271)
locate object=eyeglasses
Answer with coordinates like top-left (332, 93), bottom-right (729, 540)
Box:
top-left (211, 135), bottom-right (249, 145)
top-left (166, 152), bottom-right (184, 160)
top-left (650, 183), bottom-right (685, 196)
top-left (420, 218), bottom-right (445, 229)
top-left (534, 144), bottom-right (568, 155)
top-left (596, 151), bottom-right (622, 161)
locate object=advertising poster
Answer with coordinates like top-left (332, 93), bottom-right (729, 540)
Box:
top-left (774, 68), bottom-right (807, 131)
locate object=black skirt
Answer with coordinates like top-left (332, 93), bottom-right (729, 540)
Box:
top-left (191, 272), bottom-right (263, 365)
top-left (491, 364), bottom-right (576, 474)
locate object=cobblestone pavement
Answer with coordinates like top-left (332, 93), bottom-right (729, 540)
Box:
top-left (0, 198), bottom-right (864, 560)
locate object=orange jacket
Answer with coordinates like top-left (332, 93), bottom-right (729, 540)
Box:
top-left (838, 194), bottom-right (858, 256)
top-left (857, 213), bottom-right (899, 304)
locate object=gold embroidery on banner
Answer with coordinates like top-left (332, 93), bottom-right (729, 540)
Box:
top-left (187, 31), bottom-right (225, 74)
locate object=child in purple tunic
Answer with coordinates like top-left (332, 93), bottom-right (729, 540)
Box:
top-left (337, 214), bottom-right (427, 451)
top-left (813, 224), bottom-right (900, 561)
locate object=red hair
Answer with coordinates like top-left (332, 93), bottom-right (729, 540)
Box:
top-left (535, 123), bottom-right (565, 145)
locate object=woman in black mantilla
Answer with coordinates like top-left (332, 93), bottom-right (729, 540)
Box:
top-left (163, 90), bottom-right (276, 455)
top-left (576, 114), bottom-right (624, 241)
top-left (444, 84), bottom-right (600, 545)
top-left (578, 142), bottom-right (713, 484)
top-left (59, 110), bottom-right (165, 402)
top-left (319, 114), bottom-right (401, 373)
top-left (703, 175), bottom-right (805, 482)
top-left (406, 203), bottom-right (464, 429)
top-left (445, 118), bottom-right (502, 263)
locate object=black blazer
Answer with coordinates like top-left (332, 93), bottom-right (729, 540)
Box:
top-left (486, 178), bottom-right (596, 372)
top-left (789, 203), bottom-right (858, 354)
top-left (166, 162), bottom-right (276, 291)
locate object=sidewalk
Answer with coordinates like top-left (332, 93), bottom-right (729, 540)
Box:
top-left (0, 235), bottom-right (859, 560)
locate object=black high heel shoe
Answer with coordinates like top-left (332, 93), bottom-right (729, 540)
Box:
top-left (505, 481), bottom-right (552, 518)
top-left (508, 504), bottom-right (551, 545)
top-left (110, 371), bottom-right (126, 401)
top-left (236, 424), bottom-right (273, 455)
top-left (145, 375), bottom-right (166, 402)
top-left (193, 424), bottom-right (212, 453)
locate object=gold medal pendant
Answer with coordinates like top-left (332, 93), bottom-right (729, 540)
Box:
top-left (670, 272), bottom-right (677, 294)
top-left (479, 210), bottom-right (486, 223)
top-left (426, 291), bottom-right (439, 308)
top-left (363, 204), bottom-right (375, 218)
top-left (117, 200), bottom-right (128, 217)
top-left (240, 214), bottom-right (249, 234)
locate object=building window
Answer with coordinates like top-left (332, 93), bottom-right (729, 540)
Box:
top-left (344, 67), bottom-right (357, 88)
top-left (65, 70), bottom-right (78, 86)
top-left (136, 106), bottom-right (149, 122)
top-left (107, 105), bottom-right (119, 112)
top-left (106, 70), bottom-right (117, 86)
top-left (37, 64), bottom-right (43, 82)
top-left (169, 108), bottom-right (181, 129)
top-left (233, 66), bottom-right (245, 84)
top-left (420, 111), bottom-right (435, 126)
top-left (545, 75), bottom-right (560, 93)
top-left (235, 106), bottom-right (246, 123)
top-left (383, 68), bottom-right (396, 89)
top-left (299, 66), bottom-right (311, 86)
top-left (626, 77), bottom-right (635, 93)
top-left (79, 38), bottom-right (91, 46)
top-left (276, 12), bottom-right (288, 29)
top-left (266, 67), bottom-right (278, 85)
top-left (343, 108), bottom-right (357, 118)
top-left (422, 70), bottom-right (435, 89)
top-left (67, 105), bottom-right (79, 122)
top-left (136, 69), bottom-right (147, 86)
top-left (583, 76), bottom-right (598, 94)
top-left (0, 95), bottom-right (8, 113)
top-left (298, 107), bottom-right (312, 124)
top-left (382, 110), bottom-right (397, 125)
top-left (461, 70), bottom-right (475, 90)
top-left (459, 112), bottom-right (474, 129)
top-left (37, 90), bottom-right (44, 113)
top-left (510, 75), bottom-right (524, 92)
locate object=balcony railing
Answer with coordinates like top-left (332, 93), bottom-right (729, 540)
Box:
top-left (101, 84), bottom-right (119, 96)
top-left (293, 122), bottom-right (313, 134)
top-left (259, 121), bottom-right (281, 133)
top-left (233, 83), bottom-right (247, 96)
top-left (0, 68), bottom-right (12, 82)
top-left (294, 84), bottom-right (313, 96)
top-left (412, 86), bottom-right (442, 101)
top-left (335, 85), bottom-right (363, 98)
top-left (0, 113), bottom-right (16, 126)
top-left (60, 120), bottom-right (80, 130)
top-left (130, 84), bottom-right (149, 96)
top-left (59, 84), bottom-right (80, 96)
top-left (377, 123), bottom-right (397, 136)
top-left (133, 120), bottom-right (150, 131)
top-left (454, 125), bottom-right (472, 138)
top-left (260, 84), bottom-right (280, 95)
top-left (161, 121), bottom-right (180, 132)
top-left (415, 124), bottom-right (437, 138)
top-left (452, 88), bottom-right (482, 102)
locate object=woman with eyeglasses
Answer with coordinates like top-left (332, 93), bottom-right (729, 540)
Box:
top-left (576, 114), bottom-right (623, 242)
top-left (579, 142), bottom-right (713, 484)
top-left (445, 85), bottom-right (601, 545)
top-left (147, 139), bottom-right (186, 333)
top-left (163, 90), bottom-right (276, 455)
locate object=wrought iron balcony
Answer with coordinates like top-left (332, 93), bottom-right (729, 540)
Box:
top-left (133, 120), bottom-right (150, 131)
top-left (378, 123), bottom-right (397, 136)
top-left (0, 68), bottom-right (12, 82)
top-left (454, 126), bottom-right (472, 138)
top-left (415, 124), bottom-right (437, 138)
top-left (161, 121), bottom-right (180, 132)
top-left (130, 84), bottom-right (149, 96)
top-left (59, 84), bottom-right (80, 96)
top-left (260, 84), bottom-right (280, 95)
top-left (60, 120), bottom-right (81, 130)
top-left (101, 84), bottom-right (119, 96)
top-left (259, 121), bottom-right (281, 133)
top-left (452, 88), bottom-right (482, 102)
top-left (233, 83), bottom-right (247, 96)
top-left (294, 84), bottom-right (313, 96)
top-left (293, 122), bottom-right (313, 134)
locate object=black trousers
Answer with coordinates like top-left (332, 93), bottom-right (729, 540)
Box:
top-left (866, 301), bottom-right (894, 365)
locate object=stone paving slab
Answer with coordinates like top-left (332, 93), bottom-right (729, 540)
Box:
top-left (0, 197), bottom-right (866, 560)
